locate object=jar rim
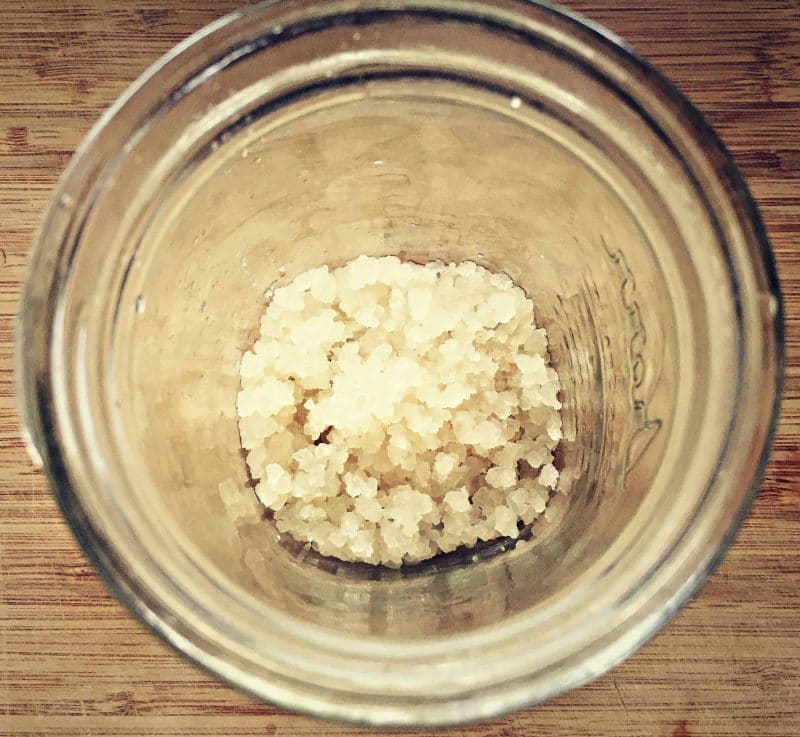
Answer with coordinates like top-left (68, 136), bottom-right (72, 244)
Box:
top-left (16, 0), bottom-right (783, 726)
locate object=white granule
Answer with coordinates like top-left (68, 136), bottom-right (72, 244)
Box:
top-left (237, 255), bottom-right (563, 567)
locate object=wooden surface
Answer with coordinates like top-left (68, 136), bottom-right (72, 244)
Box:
top-left (1, 1), bottom-right (798, 735)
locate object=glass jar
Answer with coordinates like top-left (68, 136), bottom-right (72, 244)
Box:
top-left (16, 0), bottom-right (783, 726)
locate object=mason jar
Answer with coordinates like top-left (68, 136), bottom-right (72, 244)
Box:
top-left (16, 0), bottom-right (783, 726)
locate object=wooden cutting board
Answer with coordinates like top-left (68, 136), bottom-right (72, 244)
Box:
top-left (1, 1), bottom-right (798, 735)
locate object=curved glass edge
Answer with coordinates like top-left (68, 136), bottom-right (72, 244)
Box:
top-left (14, 0), bottom-right (785, 726)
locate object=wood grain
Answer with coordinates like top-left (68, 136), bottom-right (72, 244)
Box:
top-left (1, 1), bottom-right (798, 735)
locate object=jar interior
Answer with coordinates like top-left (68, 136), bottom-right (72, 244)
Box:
top-left (107, 83), bottom-right (679, 638)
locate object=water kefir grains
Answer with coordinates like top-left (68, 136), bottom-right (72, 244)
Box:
top-left (237, 256), bottom-right (563, 567)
